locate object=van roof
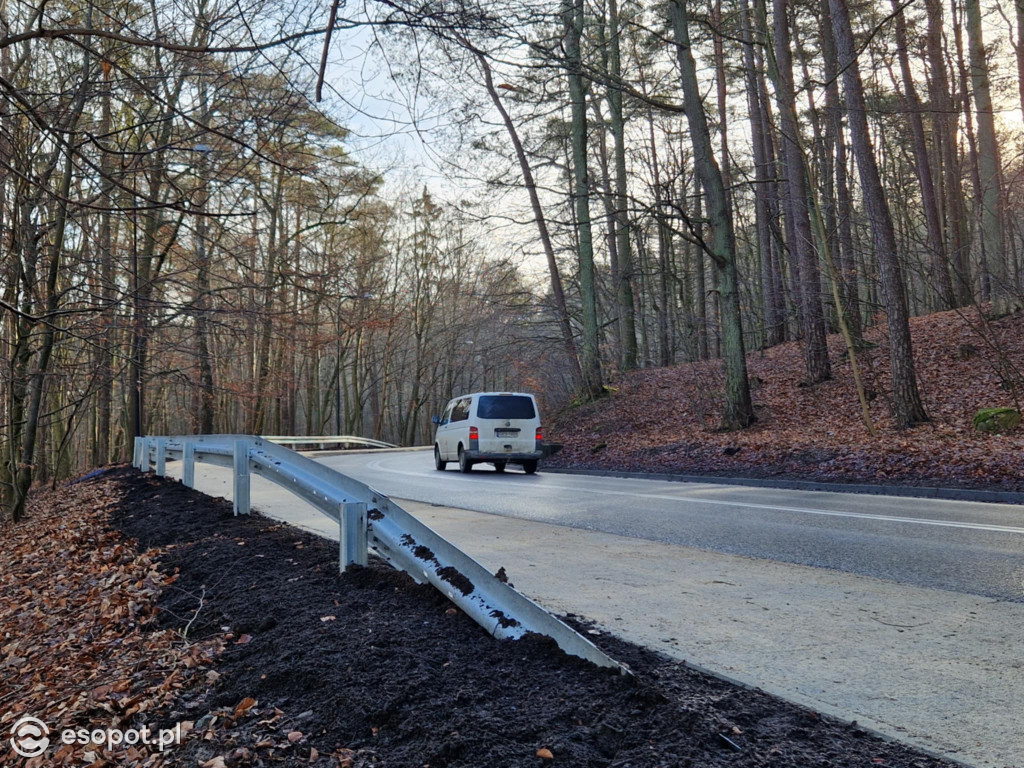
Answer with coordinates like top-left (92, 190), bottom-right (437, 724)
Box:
top-left (449, 391), bottom-right (535, 400)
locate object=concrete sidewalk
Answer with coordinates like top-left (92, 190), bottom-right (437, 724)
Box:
top-left (164, 463), bottom-right (1022, 768)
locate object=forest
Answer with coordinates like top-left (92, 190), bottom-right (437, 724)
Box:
top-left (1, 0), bottom-right (1023, 519)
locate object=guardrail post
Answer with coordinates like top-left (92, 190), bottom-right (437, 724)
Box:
top-left (233, 439), bottom-right (251, 516)
top-left (155, 438), bottom-right (167, 476)
top-left (183, 440), bottom-right (196, 487)
top-left (132, 437), bottom-right (143, 469)
top-left (340, 502), bottom-right (368, 571)
top-left (142, 437), bottom-right (153, 471)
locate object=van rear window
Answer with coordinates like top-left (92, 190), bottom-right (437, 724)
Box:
top-left (477, 395), bottom-right (536, 420)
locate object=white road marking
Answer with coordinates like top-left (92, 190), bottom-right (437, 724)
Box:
top-left (361, 457), bottom-right (1024, 536)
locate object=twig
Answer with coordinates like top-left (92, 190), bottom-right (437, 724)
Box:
top-left (181, 586), bottom-right (207, 641)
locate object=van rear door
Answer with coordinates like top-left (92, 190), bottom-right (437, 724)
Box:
top-left (474, 394), bottom-right (539, 454)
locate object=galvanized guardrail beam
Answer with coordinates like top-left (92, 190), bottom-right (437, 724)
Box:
top-left (134, 435), bottom-right (625, 673)
top-left (260, 435), bottom-right (398, 449)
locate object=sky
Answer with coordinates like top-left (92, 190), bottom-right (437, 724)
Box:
top-left (299, 1), bottom-right (1024, 287)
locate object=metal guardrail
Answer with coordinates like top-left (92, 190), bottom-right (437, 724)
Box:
top-left (261, 435), bottom-right (399, 450)
top-left (133, 435), bottom-right (625, 673)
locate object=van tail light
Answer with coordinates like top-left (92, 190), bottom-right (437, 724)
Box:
top-left (469, 426), bottom-right (479, 450)
top-left (535, 427), bottom-right (543, 443)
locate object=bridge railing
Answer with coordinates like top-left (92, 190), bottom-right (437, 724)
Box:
top-left (133, 434), bottom-right (624, 673)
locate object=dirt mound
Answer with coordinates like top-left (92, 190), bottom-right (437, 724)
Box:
top-left (549, 306), bottom-right (1024, 491)
top-left (100, 467), bottom-right (954, 767)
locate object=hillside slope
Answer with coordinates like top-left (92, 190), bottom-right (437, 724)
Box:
top-left (548, 307), bottom-right (1024, 491)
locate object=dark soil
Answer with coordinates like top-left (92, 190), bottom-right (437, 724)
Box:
top-left (106, 466), bottom-right (954, 767)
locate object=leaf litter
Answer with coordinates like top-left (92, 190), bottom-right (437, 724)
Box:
top-left (549, 307), bottom-right (1024, 492)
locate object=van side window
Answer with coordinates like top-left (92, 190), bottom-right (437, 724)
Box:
top-left (451, 398), bottom-right (471, 422)
top-left (441, 403), bottom-right (455, 425)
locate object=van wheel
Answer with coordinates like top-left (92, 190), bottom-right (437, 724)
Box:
top-left (434, 445), bottom-right (447, 471)
top-left (521, 460), bottom-right (538, 475)
top-left (458, 447), bottom-right (473, 473)
top-left (493, 461), bottom-right (506, 473)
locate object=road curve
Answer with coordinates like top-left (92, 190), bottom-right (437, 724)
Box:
top-left (316, 449), bottom-right (1024, 602)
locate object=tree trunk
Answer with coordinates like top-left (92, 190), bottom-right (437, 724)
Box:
top-left (891, 0), bottom-right (954, 311)
top-left (832, 103), bottom-right (860, 340)
top-left (816, 0), bottom-right (862, 342)
top-left (753, 17), bottom-right (791, 340)
top-left (251, 163), bottom-right (286, 434)
top-left (474, 48), bottom-right (583, 385)
top-left (94, 73), bottom-right (114, 464)
top-left (669, 0), bottom-right (756, 430)
top-left (607, 0), bottom-right (639, 369)
top-left (771, 0), bottom-right (831, 383)
top-left (712, 0), bottom-right (731, 197)
top-left (829, 0), bottom-right (929, 426)
top-left (693, 173), bottom-right (709, 359)
top-left (964, 0), bottom-right (1017, 314)
top-left (195, 78), bottom-right (215, 434)
top-left (741, 0), bottom-right (783, 347)
top-left (589, 87), bottom-right (624, 364)
top-left (924, 0), bottom-right (972, 305)
top-left (951, 0), bottom-right (990, 301)
top-left (1015, 0), bottom-right (1024, 121)
top-left (564, 0), bottom-right (603, 398)
top-left (644, 105), bottom-right (673, 366)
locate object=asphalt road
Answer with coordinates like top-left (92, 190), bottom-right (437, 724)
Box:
top-left (162, 450), bottom-right (1024, 765)
top-left (318, 449), bottom-right (1024, 602)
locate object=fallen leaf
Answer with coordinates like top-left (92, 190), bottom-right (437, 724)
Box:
top-left (233, 697), bottom-right (258, 717)
top-left (288, 730), bottom-right (304, 743)
top-left (320, 615), bottom-right (337, 622)
top-left (537, 747), bottom-right (554, 759)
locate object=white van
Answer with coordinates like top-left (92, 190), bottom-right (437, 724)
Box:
top-left (432, 392), bottom-right (544, 474)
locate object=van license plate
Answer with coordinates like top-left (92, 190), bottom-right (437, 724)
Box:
top-left (495, 428), bottom-right (520, 437)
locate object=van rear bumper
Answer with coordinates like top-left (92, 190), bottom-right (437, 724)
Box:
top-left (465, 450), bottom-right (543, 462)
